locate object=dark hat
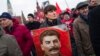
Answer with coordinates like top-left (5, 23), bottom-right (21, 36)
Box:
top-left (28, 13), bottom-right (34, 18)
top-left (0, 12), bottom-right (12, 19)
top-left (76, 1), bottom-right (88, 9)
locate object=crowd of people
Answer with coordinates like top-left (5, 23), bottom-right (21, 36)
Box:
top-left (0, 0), bottom-right (100, 56)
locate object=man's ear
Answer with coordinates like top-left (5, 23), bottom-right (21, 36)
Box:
top-left (41, 44), bottom-right (44, 51)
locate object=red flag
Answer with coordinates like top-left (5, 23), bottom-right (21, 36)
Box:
top-left (66, 8), bottom-right (71, 14)
top-left (56, 2), bottom-right (62, 14)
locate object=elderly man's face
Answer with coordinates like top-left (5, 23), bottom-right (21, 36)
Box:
top-left (41, 35), bottom-right (61, 56)
top-left (79, 6), bottom-right (89, 16)
top-left (45, 10), bottom-right (58, 20)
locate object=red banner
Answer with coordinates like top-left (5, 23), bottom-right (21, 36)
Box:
top-left (32, 26), bottom-right (72, 56)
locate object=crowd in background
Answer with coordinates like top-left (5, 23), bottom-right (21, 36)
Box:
top-left (0, 0), bottom-right (100, 56)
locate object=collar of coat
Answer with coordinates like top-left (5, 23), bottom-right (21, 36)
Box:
top-left (80, 14), bottom-right (89, 25)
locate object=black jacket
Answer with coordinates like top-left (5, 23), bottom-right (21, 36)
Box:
top-left (88, 5), bottom-right (100, 56)
top-left (26, 21), bottom-right (41, 30)
top-left (40, 18), bottom-right (62, 28)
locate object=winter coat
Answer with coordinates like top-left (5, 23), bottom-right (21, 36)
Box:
top-left (0, 26), bottom-right (22, 56)
top-left (73, 16), bottom-right (94, 56)
top-left (88, 5), bottom-right (100, 56)
top-left (4, 19), bottom-right (33, 56)
top-left (40, 18), bottom-right (62, 28)
top-left (25, 21), bottom-right (41, 30)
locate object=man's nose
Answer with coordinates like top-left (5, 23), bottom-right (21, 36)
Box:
top-left (85, 9), bottom-right (88, 12)
top-left (50, 42), bottom-right (55, 47)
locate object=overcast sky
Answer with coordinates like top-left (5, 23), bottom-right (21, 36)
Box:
top-left (0, 0), bottom-right (86, 18)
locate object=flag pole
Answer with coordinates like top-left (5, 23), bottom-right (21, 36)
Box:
top-left (64, 0), bottom-right (69, 8)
